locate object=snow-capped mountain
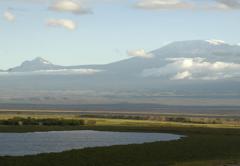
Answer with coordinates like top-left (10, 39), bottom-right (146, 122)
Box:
top-left (152, 40), bottom-right (240, 61)
top-left (102, 40), bottom-right (240, 77)
top-left (1, 40), bottom-right (240, 106)
top-left (3, 40), bottom-right (240, 76)
top-left (3, 57), bottom-right (102, 75)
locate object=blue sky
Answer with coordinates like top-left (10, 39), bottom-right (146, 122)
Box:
top-left (1, 0), bottom-right (240, 69)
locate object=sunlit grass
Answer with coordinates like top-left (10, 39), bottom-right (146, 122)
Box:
top-left (1, 112), bottom-right (240, 166)
top-left (1, 112), bottom-right (240, 129)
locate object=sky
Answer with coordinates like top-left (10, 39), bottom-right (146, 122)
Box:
top-left (1, 0), bottom-right (240, 69)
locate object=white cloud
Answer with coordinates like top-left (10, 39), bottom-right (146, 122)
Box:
top-left (0, 69), bottom-right (102, 76)
top-left (214, 0), bottom-right (240, 9)
top-left (127, 49), bottom-right (154, 59)
top-left (211, 3), bottom-right (230, 10)
top-left (34, 69), bottom-right (102, 75)
top-left (142, 57), bottom-right (240, 80)
top-left (47, 19), bottom-right (77, 30)
top-left (172, 71), bottom-right (192, 80)
top-left (3, 11), bottom-right (15, 22)
top-left (135, 0), bottom-right (240, 11)
top-left (135, 0), bottom-right (193, 10)
top-left (50, 0), bottom-right (91, 14)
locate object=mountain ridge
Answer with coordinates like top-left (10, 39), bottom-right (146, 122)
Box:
top-left (1, 39), bottom-right (240, 74)
top-left (0, 40), bottom-right (240, 106)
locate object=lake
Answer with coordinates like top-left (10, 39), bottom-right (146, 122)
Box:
top-left (0, 130), bottom-right (183, 156)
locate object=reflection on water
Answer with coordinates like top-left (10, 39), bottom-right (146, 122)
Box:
top-left (0, 130), bottom-right (183, 156)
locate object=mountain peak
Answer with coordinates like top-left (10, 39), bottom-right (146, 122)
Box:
top-left (8, 57), bottom-right (58, 72)
top-left (26, 57), bottom-right (52, 65)
top-left (158, 40), bottom-right (234, 52)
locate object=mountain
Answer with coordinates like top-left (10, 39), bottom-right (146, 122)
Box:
top-left (1, 40), bottom-right (240, 106)
top-left (5, 57), bottom-right (104, 73)
top-left (7, 57), bottom-right (62, 72)
top-left (6, 40), bottom-right (240, 75)
top-left (153, 40), bottom-right (240, 62)
top-left (104, 40), bottom-right (240, 75)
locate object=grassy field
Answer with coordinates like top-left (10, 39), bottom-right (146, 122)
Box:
top-left (0, 112), bottom-right (240, 166)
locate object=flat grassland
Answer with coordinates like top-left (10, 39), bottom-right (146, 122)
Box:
top-left (0, 111), bottom-right (240, 166)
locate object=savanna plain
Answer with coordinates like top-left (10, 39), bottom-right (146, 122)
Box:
top-left (0, 110), bottom-right (240, 166)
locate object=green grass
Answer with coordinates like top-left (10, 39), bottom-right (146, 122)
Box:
top-left (0, 125), bottom-right (240, 166)
top-left (0, 115), bottom-right (240, 166)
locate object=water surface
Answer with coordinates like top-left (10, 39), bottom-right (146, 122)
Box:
top-left (0, 130), bottom-right (183, 156)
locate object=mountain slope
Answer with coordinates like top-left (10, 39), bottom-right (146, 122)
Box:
top-left (1, 40), bottom-right (240, 106)
top-left (104, 40), bottom-right (240, 75)
top-left (7, 57), bottom-right (63, 72)
top-left (5, 40), bottom-right (240, 75)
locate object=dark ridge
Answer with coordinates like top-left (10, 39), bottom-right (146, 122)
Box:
top-left (0, 103), bottom-right (240, 115)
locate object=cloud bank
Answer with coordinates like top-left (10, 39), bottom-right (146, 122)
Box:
top-left (127, 49), bottom-right (154, 59)
top-left (143, 57), bottom-right (240, 80)
top-left (0, 69), bottom-right (102, 76)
